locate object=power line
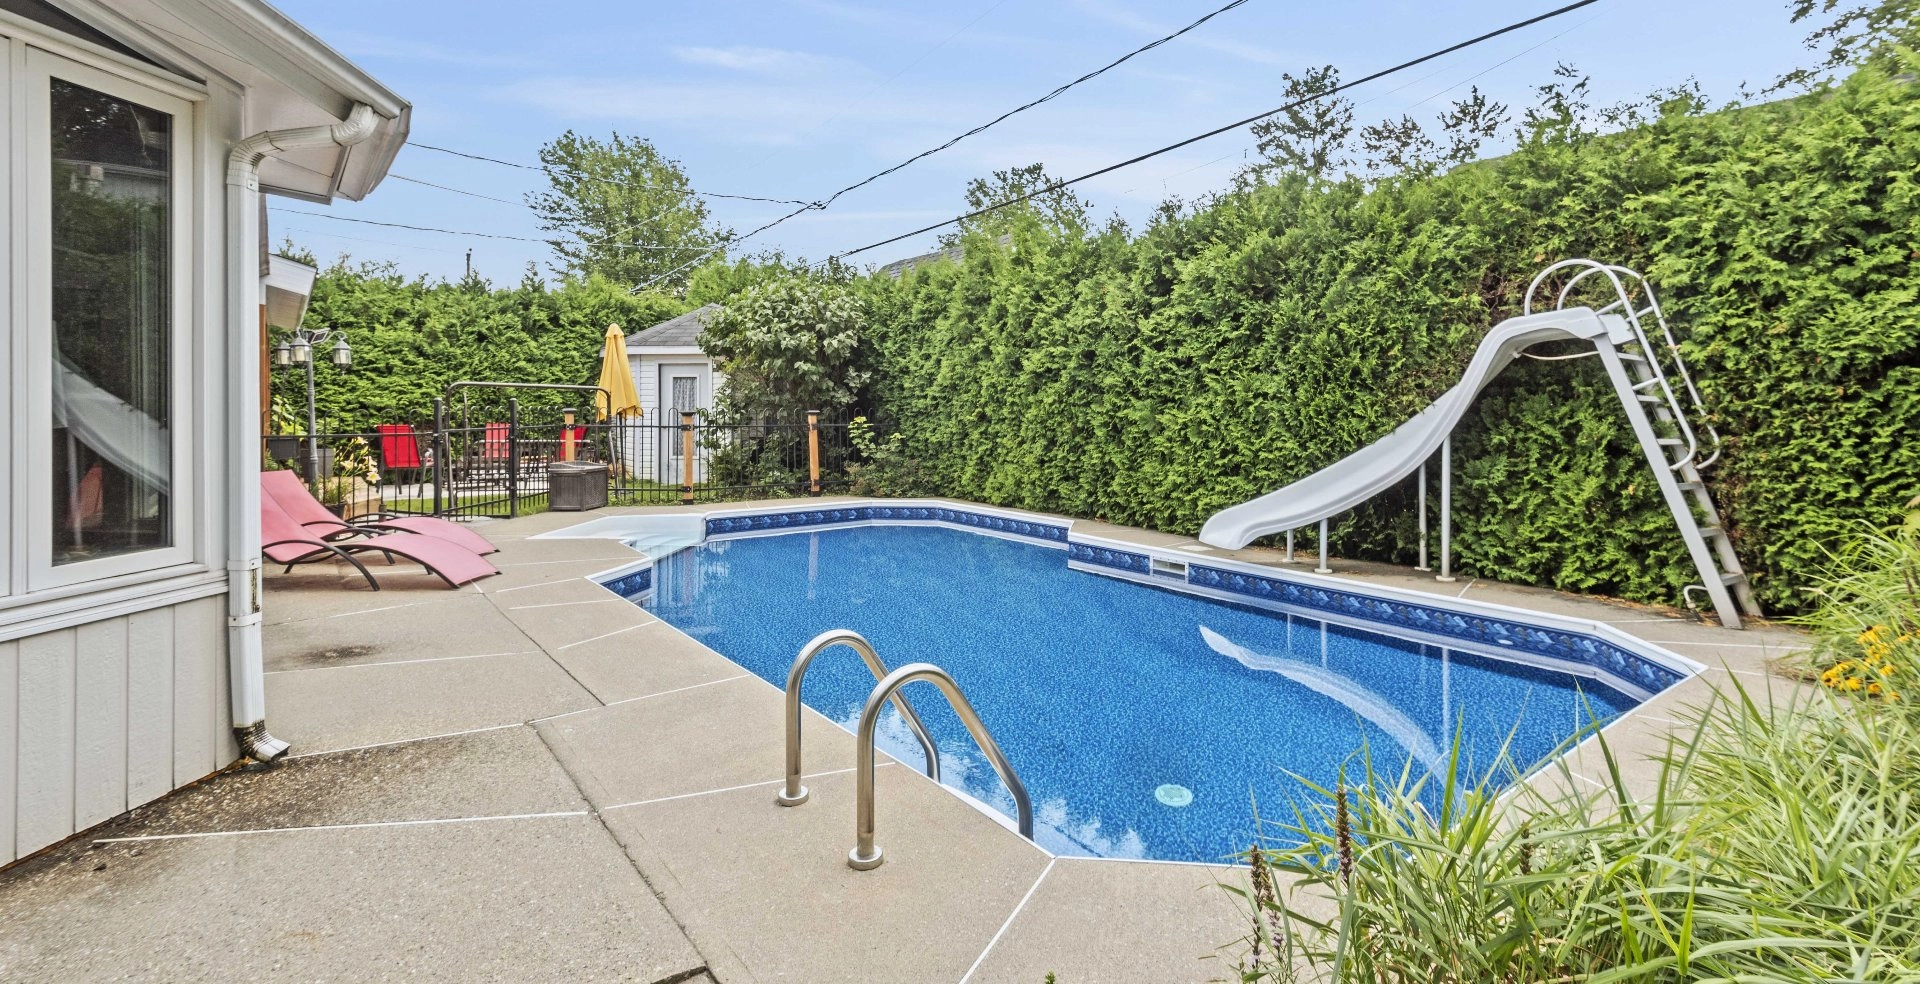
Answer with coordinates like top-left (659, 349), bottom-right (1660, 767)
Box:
top-left (389, 173), bottom-right (523, 206)
top-left (726, 0), bottom-right (1013, 179)
top-left (625, 0), bottom-right (1259, 292)
top-left (269, 207), bottom-right (718, 250)
top-left (277, 226), bottom-right (466, 255)
top-left (823, 0), bottom-right (1255, 208)
top-left (405, 141), bottom-right (817, 206)
top-left (832, 0), bottom-right (1605, 261)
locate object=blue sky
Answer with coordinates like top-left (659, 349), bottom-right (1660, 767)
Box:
top-left (270, 0), bottom-right (1819, 285)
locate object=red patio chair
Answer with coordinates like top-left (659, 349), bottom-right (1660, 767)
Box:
top-left (262, 470), bottom-right (499, 556)
top-left (261, 491), bottom-right (497, 589)
top-left (376, 424), bottom-right (425, 484)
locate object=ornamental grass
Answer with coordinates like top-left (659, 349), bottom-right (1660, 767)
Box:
top-left (1231, 520), bottom-right (1920, 982)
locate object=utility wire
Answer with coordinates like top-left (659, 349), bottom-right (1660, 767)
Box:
top-left (389, 173), bottom-right (523, 206)
top-left (832, 0), bottom-right (1604, 260)
top-left (625, 0), bottom-right (1261, 293)
top-left (822, 0), bottom-right (1254, 208)
top-left (726, 0), bottom-right (1013, 180)
top-left (405, 141), bottom-right (817, 206)
top-left (271, 207), bottom-right (717, 249)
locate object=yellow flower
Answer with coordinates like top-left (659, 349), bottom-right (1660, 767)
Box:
top-left (1847, 678), bottom-right (1864, 691)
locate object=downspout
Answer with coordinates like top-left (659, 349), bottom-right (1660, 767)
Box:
top-left (224, 103), bottom-right (379, 763)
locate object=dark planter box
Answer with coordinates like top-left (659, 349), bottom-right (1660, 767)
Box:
top-left (266, 436), bottom-right (300, 460)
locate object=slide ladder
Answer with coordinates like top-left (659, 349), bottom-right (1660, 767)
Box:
top-left (1199, 260), bottom-right (1762, 629)
top-left (1525, 261), bottom-right (1759, 626)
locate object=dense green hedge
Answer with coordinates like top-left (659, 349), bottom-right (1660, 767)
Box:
top-left (294, 267), bottom-right (685, 429)
top-left (860, 61), bottom-right (1920, 612)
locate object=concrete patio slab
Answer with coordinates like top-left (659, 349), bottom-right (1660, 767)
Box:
top-left (261, 572), bottom-right (490, 626)
top-left (537, 675), bottom-right (840, 809)
top-left (265, 592), bottom-right (532, 672)
top-left (503, 591), bottom-right (660, 652)
top-left (542, 621), bottom-right (750, 705)
top-left (0, 815), bottom-right (705, 983)
top-left (964, 858), bottom-right (1248, 983)
top-left (602, 768), bottom-right (1049, 984)
top-left (99, 726), bottom-right (583, 837)
top-left (473, 558), bottom-right (640, 595)
top-left (267, 649), bottom-right (597, 756)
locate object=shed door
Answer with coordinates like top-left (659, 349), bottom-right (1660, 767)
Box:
top-left (656, 363), bottom-right (710, 484)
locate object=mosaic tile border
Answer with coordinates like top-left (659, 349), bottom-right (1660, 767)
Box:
top-left (1066, 541), bottom-right (1153, 577)
top-left (599, 567), bottom-right (652, 598)
top-left (703, 505), bottom-right (1069, 546)
top-left (1185, 564), bottom-right (1685, 694)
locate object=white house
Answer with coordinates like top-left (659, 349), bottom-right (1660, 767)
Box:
top-left (625, 304), bottom-right (724, 484)
top-left (0, 0), bottom-right (408, 867)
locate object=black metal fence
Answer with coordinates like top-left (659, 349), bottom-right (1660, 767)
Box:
top-left (265, 405), bottom-right (852, 521)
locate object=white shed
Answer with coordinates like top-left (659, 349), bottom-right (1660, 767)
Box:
top-left (625, 304), bottom-right (726, 484)
top-left (0, 0), bottom-right (408, 867)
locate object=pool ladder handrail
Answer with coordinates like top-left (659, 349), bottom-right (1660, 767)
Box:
top-left (850, 662), bottom-right (1033, 871)
top-left (777, 629), bottom-right (940, 807)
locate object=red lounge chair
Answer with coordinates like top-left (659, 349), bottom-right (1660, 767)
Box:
top-left (261, 493), bottom-right (496, 590)
top-left (261, 470), bottom-right (499, 557)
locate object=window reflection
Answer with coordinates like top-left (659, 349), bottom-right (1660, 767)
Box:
top-left (50, 78), bottom-right (172, 565)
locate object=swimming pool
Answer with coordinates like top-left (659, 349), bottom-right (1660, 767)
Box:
top-left (588, 506), bottom-right (1688, 864)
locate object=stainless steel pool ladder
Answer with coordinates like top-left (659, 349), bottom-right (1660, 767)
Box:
top-left (777, 629), bottom-right (941, 807)
top-left (849, 662), bottom-right (1033, 870)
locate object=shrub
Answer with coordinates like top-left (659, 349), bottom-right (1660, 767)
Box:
top-left (860, 54), bottom-right (1920, 613)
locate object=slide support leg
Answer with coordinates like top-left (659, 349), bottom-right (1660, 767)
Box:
top-left (1315, 518), bottom-right (1332, 574)
top-left (1284, 529), bottom-right (1295, 563)
top-left (1437, 436), bottom-right (1456, 583)
top-left (1415, 461), bottom-right (1430, 571)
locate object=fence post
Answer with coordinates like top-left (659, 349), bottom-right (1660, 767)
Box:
top-left (562, 409), bottom-right (575, 462)
top-left (431, 397), bottom-right (446, 518)
top-left (507, 398), bottom-right (520, 519)
top-left (807, 410), bottom-right (821, 496)
top-left (681, 411), bottom-right (696, 504)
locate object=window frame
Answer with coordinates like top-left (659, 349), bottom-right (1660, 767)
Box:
top-left (21, 47), bottom-right (197, 591)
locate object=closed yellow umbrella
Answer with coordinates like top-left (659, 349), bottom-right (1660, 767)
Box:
top-left (595, 324), bottom-right (641, 420)
top-left (594, 324), bottom-right (642, 478)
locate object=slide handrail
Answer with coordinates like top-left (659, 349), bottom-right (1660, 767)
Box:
top-left (1524, 259), bottom-right (1723, 469)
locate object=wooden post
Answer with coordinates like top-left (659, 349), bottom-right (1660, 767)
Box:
top-left (561, 409), bottom-right (576, 462)
top-left (807, 410), bottom-right (821, 496)
top-left (680, 411), bottom-right (696, 504)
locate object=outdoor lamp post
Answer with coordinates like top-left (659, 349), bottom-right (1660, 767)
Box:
top-left (273, 327), bottom-right (351, 489)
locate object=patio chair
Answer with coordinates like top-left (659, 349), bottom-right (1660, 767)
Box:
top-left (261, 492), bottom-right (497, 589)
top-left (376, 423), bottom-right (426, 485)
top-left (559, 424), bottom-right (599, 462)
top-left (454, 421), bottom-right (512, 480)
top-left (262, 469), bottom-right (499, 556)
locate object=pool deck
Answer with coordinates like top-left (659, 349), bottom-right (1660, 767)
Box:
top-left (0, 498), bottom-right (1815, 982)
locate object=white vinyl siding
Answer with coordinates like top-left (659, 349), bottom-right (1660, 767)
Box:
top-left (2, 595), bottom-right (229, 864)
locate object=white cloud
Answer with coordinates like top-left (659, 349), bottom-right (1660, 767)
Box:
top-left (671, 45), bottom-right (840, 76)
top-left (493, 76), bottom-right (988, 147)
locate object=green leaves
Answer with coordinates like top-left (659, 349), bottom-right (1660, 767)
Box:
top-left (862, 53), bottom-right (1920, 613)
top-left (699, 271), bottom-right (872, 419)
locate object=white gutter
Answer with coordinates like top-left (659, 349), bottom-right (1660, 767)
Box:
top-left (223, 103), bottom-right (379, 763)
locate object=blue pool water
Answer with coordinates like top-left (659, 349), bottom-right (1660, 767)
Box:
top-left (637, 525), bottom-right (1634, 863)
